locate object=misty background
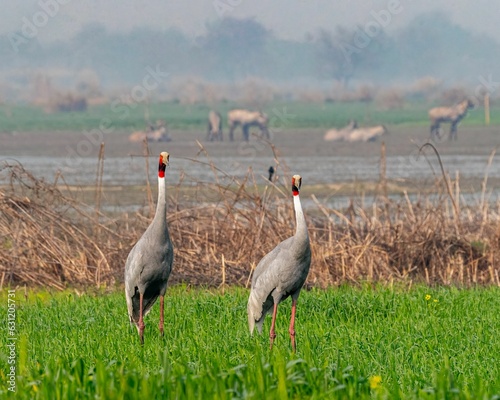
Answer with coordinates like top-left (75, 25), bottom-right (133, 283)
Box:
top-left (0, 1), bottom-right (499, 105)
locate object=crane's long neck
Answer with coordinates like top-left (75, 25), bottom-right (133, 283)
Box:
top-left (153, 168), bottom-right (167, 230)
top-left (293, 193), bottom-right (308, 245)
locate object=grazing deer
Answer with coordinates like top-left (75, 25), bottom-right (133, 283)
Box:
top-left (228, 109), bottom-right (269, 141)
top-left (206, 110), bottom-right (223, 141)
top-left (429, 99), bottom-right (474, 141)
top-left (324, 120), bottom-right (386, 142)
top-left (129, 120), bottom-right (171, 143)
top-left (347, 124), bottom-right (387, 142)
top-left (323, 120), bottom-right (357, 141)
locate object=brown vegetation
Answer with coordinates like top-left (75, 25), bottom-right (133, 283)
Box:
top-left (31, 73), bottom-right (89, 113)
top-left (376, 89), bottom-right (405, 110)
top-left (439, 87), bottom-right (470, 105)
top-left (1, 145), bottom-right (499, 290)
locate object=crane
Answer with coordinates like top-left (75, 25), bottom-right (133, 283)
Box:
top-left (124, 151), bottom-right (174, 344)
top-left (247, 175), bottom-right (311, 352)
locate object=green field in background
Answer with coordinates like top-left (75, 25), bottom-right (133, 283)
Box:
top-left (0, 100), bottom-right (497, 133)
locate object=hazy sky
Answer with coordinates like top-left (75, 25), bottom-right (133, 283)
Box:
top-left (3, 0), bottom-right (499, 43)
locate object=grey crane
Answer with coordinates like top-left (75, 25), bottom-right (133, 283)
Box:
top-left (247, 175), bottom-right (311, 352)
top-left (124, 151), bottom-right (174, 344)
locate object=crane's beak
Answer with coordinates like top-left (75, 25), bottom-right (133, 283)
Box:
top-left (160, 151), bottom-right (170, 166)
top-left (292, 175), bottom-right (302, 194)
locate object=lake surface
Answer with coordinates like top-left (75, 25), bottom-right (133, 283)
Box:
top-left (1, 153), bottom-right (498, 186)
top-left (2, 126), bottom-right (500, 210)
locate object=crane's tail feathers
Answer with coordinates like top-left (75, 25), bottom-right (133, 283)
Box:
top-left (247, 299), bottom-right (257, 335)
top-left (248, 313), bottom-right (265, 335)
top-left (247, 295), bottom-right (262, 335)
top-left (125, 289), bottom-right (139, 326)
top-left (248, 314), bottom-right (255, 335)
top-left (256, 318), bottom-right (264, 334)
top-left (248, 291), bottom-right (266, 335)
top-left (129, 318), bottom-right (140, 333)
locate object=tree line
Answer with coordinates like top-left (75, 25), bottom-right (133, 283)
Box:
top-left (1, 11), bottom-right (499, 89)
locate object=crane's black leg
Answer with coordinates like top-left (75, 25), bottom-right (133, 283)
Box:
top-left (269, 303), bottom-right (278, 350)
top-left (159, 295), bottom-right (164, 336)
top-left (139, 293), bottom-right (145, 345)
top-left (289, 299), bottom-right (297, 353)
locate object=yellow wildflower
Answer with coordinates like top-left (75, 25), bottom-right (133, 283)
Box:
top-left (425, 294), bottom-right (431, 301)
top-left (369, 375), bottom-right (382, 389)
top-left (433, 299), bottom-right (438, 303)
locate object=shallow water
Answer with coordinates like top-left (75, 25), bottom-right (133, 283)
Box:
top-left (1, 153), bottom-right (498, 187)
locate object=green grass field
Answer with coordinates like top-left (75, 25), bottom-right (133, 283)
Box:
top-left (1, 100), bottom-right (498, 132)
top-left (1, 285), bottom-right (499, 399)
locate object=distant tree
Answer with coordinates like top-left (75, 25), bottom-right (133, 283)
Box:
top-left (316, 27), bottom-right (391, 86)
top-left (392, 11), bottom-right (500, 81)
top-left (394, 12), bottom-right (460, 77)
top-left (65, 24), bottom-right (192, 85)
top-left (262, 38), bottom-right (316, 80)
top-left (126, 27), bottom-right (191, 71)
top-left (316, 28), bottom-right (357, 86)
top-left (198, 17), bottom-right (271, 80)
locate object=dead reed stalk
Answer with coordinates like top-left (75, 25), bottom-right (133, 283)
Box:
top-left (94, 142), bottom-right (105, 235)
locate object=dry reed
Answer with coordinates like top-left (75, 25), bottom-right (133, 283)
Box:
top-left (1, 144), bottom-right (499, 290)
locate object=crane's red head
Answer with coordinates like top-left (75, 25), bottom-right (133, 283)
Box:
top-left (291, 175), bottom-right (302, 196)
top-left (158, 151), bottom-right (169, 178)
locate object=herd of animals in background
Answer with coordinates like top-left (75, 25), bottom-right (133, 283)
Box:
top-left (128, 98), bottom-right (475, 144)
top-left (129, 108), bottom-right (270, 143)
top-left (129, 99), bottom-right (474, 142)
top-left (124, 98), bottom-right (476, 346)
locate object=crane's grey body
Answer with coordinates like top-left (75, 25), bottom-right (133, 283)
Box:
top-left (247, 178), bottom-right (311, 346)
top-left (124, 212), bottom-right (173, 324)
top-left (124, 152), bottom-right (173, 341)
top-left (248, 233), bottom-right (311, 333)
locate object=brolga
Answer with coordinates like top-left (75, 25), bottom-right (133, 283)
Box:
top-left (247, 175), bottom-right (311, 352)
top-left (124, 151), bottom-right (174, 345)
